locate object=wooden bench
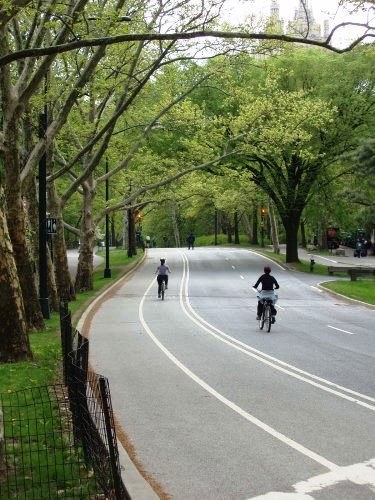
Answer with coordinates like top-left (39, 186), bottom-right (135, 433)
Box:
top-left (327, 266), bottom-right (375, 280)
top-left (327, 266), bottom-right (352, 275)
top-left (348, 268), bottom-right (375, 281)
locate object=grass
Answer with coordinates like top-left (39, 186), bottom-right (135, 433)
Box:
top-left (321, 280), bottom-right (375, 305)
top-left (0, 247), bottom-right (142, 498)
top-left (0, 248), bottom-right (141, 392)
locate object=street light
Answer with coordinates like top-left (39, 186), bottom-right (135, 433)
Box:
top-left (127, 181), bottom-right (133, 258)
top-left (38, 74), bottom-right (50, 319)
top-left (260, 207), bottom-right (267, 248)
top-left (104, 157), bottom-right (111, 278)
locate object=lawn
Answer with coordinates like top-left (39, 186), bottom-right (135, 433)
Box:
top-left (0, 248), bottom-right (143, 498)
top-left (321, 280), bottom-right (375, 305)
top-left (0, 248), bottom-right (142, 392)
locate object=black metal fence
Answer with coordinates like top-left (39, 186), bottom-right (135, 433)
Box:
top-left (0, 302), bottom-right (131, 499)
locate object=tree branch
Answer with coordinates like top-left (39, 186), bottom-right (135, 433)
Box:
top-left (95, 150), bottom-right (237, 222)
top-left (1, 27), bottom-right (374, 67)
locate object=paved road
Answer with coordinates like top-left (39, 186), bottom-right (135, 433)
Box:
top-left (85, 247), bottom-right (375, 499)
top-left (67, 248), bottom-right (103, 279)
top-left (278, 244), bottom-right (375, 268)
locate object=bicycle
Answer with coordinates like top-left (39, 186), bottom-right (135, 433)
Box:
top-left (254, 288), bottom-right (277, 333)
top-left (160, 280), bottom-right (166, 300)
top-left (157, 275), bottom-right (168, 300)
top-left (258, 298), bottom-right (273, 332)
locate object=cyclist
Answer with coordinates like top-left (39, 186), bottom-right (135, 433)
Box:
top-left (155, 258), bottom-right (171, 298)
top-left (253, 265), bottom-right (279, 323)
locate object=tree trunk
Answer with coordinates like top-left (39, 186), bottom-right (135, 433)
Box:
top-left (130, 208), bottom-right (137, 256)
top-left (300, 220), bottom-right (307, 248)
top-left (227, 229), bottom-right (233, 243)
top-left (4, 121), bottom-right (44, 332)
top-left (241, 212), bottom-right (253, 242)
top-left (234, 211), bottom-right (240, 244)
top-left (111, 215), bottom-right (116, 247)
top-left (47, 243), bottom-right (59, 311)
top-left (123, 210), bottom-right (129, 250)
top-left (283, 215), bottom-right (300, 263)
top-left (252, 206), bottom-right (258, 245)
top-left (75, 180), bottom-right (95, 292)
top-left (170, 201), bottom-right (181, 248)
top-left (22, 172), bottom-right (39, 291)
top-left (0, 187), bottom-right (32, 362)
top-left (321, 223), bottom-right (328, 250)
top-left (24, 171), bottom-right (59, 312)
top-left (48, 182), bottom-right (75, 301)
top-left (268, 201), bottom-right (280, 254)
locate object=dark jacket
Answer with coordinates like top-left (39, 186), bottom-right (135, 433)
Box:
top-left (253, 274), bottom-right (279, 291)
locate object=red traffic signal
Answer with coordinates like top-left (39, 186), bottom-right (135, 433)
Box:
top-left (136, 212), bottom-right (142, 222)
top-left (260, 208), bottom-right (267, 217)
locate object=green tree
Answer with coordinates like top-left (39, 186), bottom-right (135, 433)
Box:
top-left (218, 48), bottom-right (375, 262)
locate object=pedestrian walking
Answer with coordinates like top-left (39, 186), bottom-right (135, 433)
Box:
top-left (187, 232), bottom-right (195, 250)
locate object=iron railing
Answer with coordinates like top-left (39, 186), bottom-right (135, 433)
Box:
top-left (0, 302), bottom-right (131, 499)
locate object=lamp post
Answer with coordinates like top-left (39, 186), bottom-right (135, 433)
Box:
top-left (127, 181), bottom-right (133, 258)
top-left (260, 208), bottom-right (267, 248)
top-left (38, 75), bottom-right (50, 319)
top-left (104, 157), bottom-right (111, 278)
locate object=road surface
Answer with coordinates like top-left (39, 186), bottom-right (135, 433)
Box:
top-left (86, 247), bottom-right (375, 499)
top-left (67, 248), bottom-right (103, 279)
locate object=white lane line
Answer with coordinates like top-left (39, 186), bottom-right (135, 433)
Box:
top-left (232, 265), bottom-right (236, 269)
top-left (139, 265), bottom-right (339, 472)
top-left (328, 325), bottom-right (356, 335)
top-left (180, 253), bottom-right (375, 410)
top-left (310, 286), bottom-right (322, 293)
top-left (315, 256), bottom-right (338, 263)
top-left (249, 457), bottom-right (375, 498)
top-left (240, 275), bottom-right (245, 280)
top-left (245, 249), bottom-right (286, 270)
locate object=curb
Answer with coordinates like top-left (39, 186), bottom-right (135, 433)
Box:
top-left (76, 251), bottom-right (161, 499)
top-left (317, 281), bottom-right (375, 309)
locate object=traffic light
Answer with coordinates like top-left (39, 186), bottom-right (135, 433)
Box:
top-left (136, 212), bottom-right (142, 222)
top-left (260, 208), bottom-right (267, 217)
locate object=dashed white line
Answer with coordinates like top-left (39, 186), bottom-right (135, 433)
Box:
top-left (328, 325), bottom-right (356, 335)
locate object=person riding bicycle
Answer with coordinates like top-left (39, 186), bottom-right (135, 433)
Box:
top-left (253, 266), bottom-right (279, 323)
top-left (155, 258), bottom-right (171, 298)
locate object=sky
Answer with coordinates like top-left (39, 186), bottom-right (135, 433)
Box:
top-left (223, 0), bottom-right (373, 47)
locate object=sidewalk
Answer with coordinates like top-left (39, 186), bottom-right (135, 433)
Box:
top-left (67, 248), bottom-right (104, 279)
top-left (277, 244), bottom-right (375, 268)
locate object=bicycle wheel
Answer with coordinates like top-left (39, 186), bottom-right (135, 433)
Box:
top-left (161, 281), bottom-right (165, 300)
top-left (259, 303), bottom-right (265, 330)
top-left (264, 304), bottom-right (272, 332)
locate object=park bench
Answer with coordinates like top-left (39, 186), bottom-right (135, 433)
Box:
top-left (348, 268), bottom-right (375, 281)
top-left (327, 266), bottom-right (353, 275)
top-left (327, 266), bottom-right (375, 281)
